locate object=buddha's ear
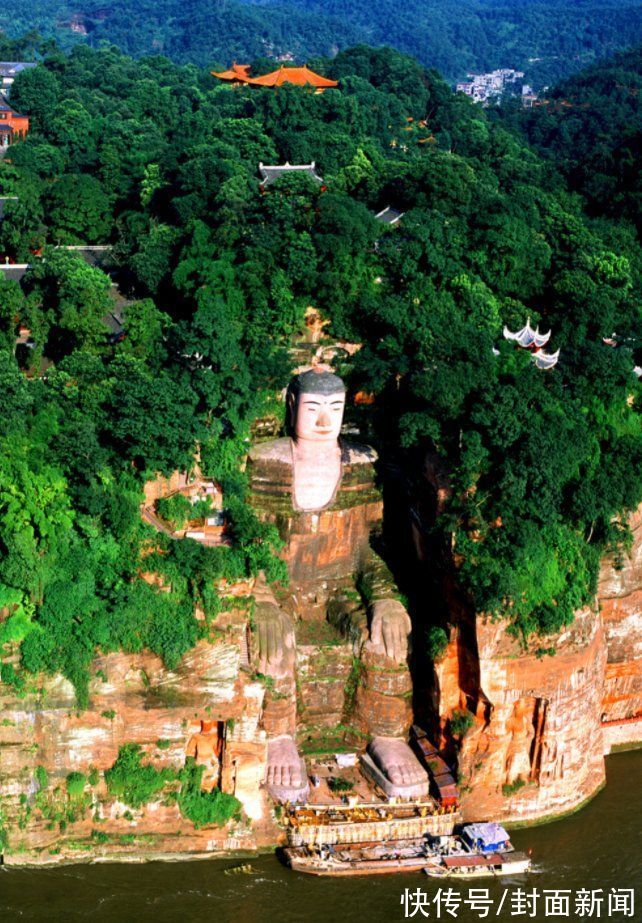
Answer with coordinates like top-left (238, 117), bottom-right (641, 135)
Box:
top-left (286, 390), bottom-right (297, 432)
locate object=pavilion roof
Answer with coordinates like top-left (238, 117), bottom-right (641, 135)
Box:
top-left (259, 161), bottom-right (324, 187)
top-left (375, 206), bottom-right (405, 226)
top-left (0, 62), bottom-right (36, 77)
top-left (211, 63), bottom-right (251, 82)
top-left (247, 66), bottom-right (338, 88)
top-left (503, 318), bottom-right (551, 349)
top-left (531, 349), bottom-right (560, 370)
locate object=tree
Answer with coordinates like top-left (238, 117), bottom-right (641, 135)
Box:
top-left (46, 174), bottom-right (112, 243)
top-left (104, 357), bottom-right (201, 474)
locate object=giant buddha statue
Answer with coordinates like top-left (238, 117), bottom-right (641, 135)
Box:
top-left (248, 369), bottom-right (418, 803)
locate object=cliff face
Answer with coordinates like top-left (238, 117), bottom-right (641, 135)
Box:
top-left (420, 459), bottom-right (641, 824)
top-left (0, 614), bottom-right (278, 865)
top-left (433, 602), bottom-right (607, 823)
top-left (597, 506), bottom-right (642, 747)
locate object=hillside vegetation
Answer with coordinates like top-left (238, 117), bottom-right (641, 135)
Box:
top-left (507, 45), bottom-right (642, 234)
top-left (2, 0), bottom-right (642, 84)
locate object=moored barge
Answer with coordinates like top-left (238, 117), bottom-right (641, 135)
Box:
top-left (284, 823), bottom-right (531, 878)
top-left (284, 838), bottom-right (435, 876)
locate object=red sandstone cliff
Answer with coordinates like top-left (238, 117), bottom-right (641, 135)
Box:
top-left (433, 602), bottom-right (607, 823)
top-left (596, 506), bottom-right (642, 751)
top-left (0, 614), bottom-right (279, 865)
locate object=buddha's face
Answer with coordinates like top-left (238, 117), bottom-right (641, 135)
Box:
top-left (293, 390), bottom-right (345, 443)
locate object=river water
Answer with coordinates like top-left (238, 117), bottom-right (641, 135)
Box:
top-left (1, 750), bottom-right (639, 923)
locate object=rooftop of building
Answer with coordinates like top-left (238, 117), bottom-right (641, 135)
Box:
top-left (0, 97), bottom-right (27, 116)
top-left (375, 206), bottom-right (405, 226)
top-left (210, 63), bottom-right (251, 82)
top-left (248, 66), bottom-right (337, 88)
top-left (258, 161), bottom-right (324, 187)
top-left (212, 63), bottom-right (338, 89)
top-left (0, 62), bottom-right (36, 77)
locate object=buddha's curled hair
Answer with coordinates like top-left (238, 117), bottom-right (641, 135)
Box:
top-left (289, 368), bottom-right (346, 397)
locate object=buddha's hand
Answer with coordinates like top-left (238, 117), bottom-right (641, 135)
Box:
top-left (367, 598), bottom-right (412, 663)
top-left (254, 599), bottom-right (296, 680)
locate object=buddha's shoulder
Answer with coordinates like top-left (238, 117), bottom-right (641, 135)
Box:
top-left (341, 439), bottom-right (378, 466)
top-left (248, 437), bottom-right (293, 466)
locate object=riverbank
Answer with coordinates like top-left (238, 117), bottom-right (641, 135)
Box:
top-left (1, 750), bottom-right (639, 923)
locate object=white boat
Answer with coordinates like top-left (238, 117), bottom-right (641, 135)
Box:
top-left (423, 823), bottom-right (531, 879)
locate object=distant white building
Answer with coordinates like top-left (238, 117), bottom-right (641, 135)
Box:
top-left (456, 68), bottom-right (530, 105)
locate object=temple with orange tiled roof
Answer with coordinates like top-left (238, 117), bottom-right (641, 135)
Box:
top-left (212, 63), bottom-right (337, 92)
top-left (210, 63), bottom-right (252, 85)
top-left (248, 65), bottom-right (337, 90)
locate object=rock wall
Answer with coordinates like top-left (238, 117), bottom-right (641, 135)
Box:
top-left (597, 507), bottom-right (642, 731)
top-left (0, 615), bottom-right (280, 865)
top-left (433, 604), bottom-right (607, 824)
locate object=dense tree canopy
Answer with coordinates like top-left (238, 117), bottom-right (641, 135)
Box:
top-left (2, 41), bottom-right (642, 702)
top-left (507, 46), bottom-right (642, 237)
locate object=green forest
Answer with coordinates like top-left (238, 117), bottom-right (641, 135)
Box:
top-left (508, 45), bottom-right (642, 233)
top-left (2, 38), bottom-right (642, 704)
top-left (2, 0), bottom-right (642, 84)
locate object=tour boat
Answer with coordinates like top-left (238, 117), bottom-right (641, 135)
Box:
top-left (423, 823), bottom-right (531, 879)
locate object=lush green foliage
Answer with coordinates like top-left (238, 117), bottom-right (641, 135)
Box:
top-left (425, 626), bottom-right (449, 662)
top-left (510, 46), bottom-right (642, 235)
top-left (65, 771), bottom-right (87, 796)
top-left (449, 709), bottom-right (475, 737)
top-left (327, 776), bottom-right (354, 793)
top-left (175, 759), bottom-right (241, 827)
top-left (104, 748), bottom-right (240, 827)
top-left (34, 765), bottom-right (48, 789)
top-left (104, 744), bottom-right (175, 808)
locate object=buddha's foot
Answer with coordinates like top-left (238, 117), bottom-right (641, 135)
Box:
top-left (363, 736), bottom-right (429, 799)
top-left (265, 735), bottom-right (309, 804)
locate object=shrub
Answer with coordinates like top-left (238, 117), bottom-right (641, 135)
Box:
top-left (327, 776), bottom-right (354, 793)
top-left (0, 662), bottom-right (25, 693)
top-left (176, 759), bottom-right (241, 828)
top-left (156, 739), bottom-right (172, 750)
top-left (449, 708), bottom-right (474, 738)
top-left (65, 772), bottom-right (87, 796)
top-left (156, 494), bottom-right (194, 530)
top-left (502, 778), bottom-right (527, 797)
top-left (35, 765), bottom-right (48, 789)
top-left (425, 626), bottom-right (449, 661)
top-left (104, 744), bottom-right (176, 808)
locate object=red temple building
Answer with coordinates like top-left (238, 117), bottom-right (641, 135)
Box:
top-left (0, 97), bottom-right (28, 147)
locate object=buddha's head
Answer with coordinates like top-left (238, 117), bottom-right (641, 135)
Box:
top-left (288, 369), bottom-right (346, 444)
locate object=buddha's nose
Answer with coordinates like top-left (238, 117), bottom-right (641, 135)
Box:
top-left (317, 410), bottom-right (331, 428)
